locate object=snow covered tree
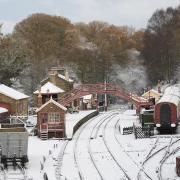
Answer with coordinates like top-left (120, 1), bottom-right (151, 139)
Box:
top-left (0, 36), bottom-right (26, 86)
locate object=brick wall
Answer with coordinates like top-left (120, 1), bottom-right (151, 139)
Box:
top-left (37, 102), bottom-right (66, 138)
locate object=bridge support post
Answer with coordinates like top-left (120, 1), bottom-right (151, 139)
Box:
top-left (104, 93), bottom-right (107, 111)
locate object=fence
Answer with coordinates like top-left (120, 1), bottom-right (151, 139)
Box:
top-left (122, 126), bottom-right (133, 135)
top-left (133, 124), bottom-right (154, 139)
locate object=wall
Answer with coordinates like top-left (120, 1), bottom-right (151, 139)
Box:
top-left (73, 110), bottom-right (99, 135)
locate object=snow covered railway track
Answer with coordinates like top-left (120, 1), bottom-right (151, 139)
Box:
top-left (112, 119), bottom-right (152, 180)
top-left (60, 113), bottom-right (117, 180)
top-left (102, 118), bottom-right (132, 180)
top-left (138, 136), bottom-right (180, 180)
top-left (88, 113), bottom-right (119, 180)
top-left (73, 112), bottom-right (120, 180)
top-left (3, 163), bottom-right (27, 180)
top-left (90, 113), bottom-right (118, 139)
top-left (60, 114), bottom-right (102, 180)
top-left (158, 137), bottom-right (180, 180)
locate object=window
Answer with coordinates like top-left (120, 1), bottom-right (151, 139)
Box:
top-left (48, 113), bottom-right (60, 122)
top-left (41, 113), bottom-right (48, 123)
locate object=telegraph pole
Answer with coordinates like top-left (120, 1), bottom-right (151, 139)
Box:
top-left (104, 76), bottom-right (107, 111)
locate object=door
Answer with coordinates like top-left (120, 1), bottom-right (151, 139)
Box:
top-left (160, 104), bottom-right (171, 127)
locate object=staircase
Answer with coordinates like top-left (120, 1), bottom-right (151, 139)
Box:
top-left (40, 131), bottom-right (48, 140)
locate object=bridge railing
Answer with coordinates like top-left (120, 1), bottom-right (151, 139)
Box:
top-left (57, 83), bottom-right (152, 107)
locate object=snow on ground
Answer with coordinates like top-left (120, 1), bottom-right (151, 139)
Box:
top-left (65, 110), bottom-right (96, 138)
top-left (2, 109), bottom-right (180, 180)
top-left (25, 110), bottom-right (96, 180)
top-left (27, 136), bottom-right (61, 180)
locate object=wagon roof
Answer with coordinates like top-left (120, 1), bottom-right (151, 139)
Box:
top-left (0, 84), bottom-right (29, 100)
top-left (157, 94), bottom-right (180, 106)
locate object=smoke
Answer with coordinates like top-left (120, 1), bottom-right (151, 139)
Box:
top-left (109, 49), bottom-right (147, 94)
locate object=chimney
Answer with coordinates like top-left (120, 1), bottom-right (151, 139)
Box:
top-left (65, 69), bottom-right (69, 81)
top-left (49, 70), bottom-right (57, 85)
top-left (37, 87), bottom-right (42, 107)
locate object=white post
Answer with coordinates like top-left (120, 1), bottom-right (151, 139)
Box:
top-left (104, 78), bottom-right (107, 111)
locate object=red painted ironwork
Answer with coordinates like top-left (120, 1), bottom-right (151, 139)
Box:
top-left (59, 83), bottom-right (152, 111)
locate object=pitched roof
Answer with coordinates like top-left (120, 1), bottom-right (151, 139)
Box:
top-left (36, 98), bottom-right (67, 112)
top-left (0, 84), bottom-right (29, 100)
top-left (41, 73), bottom-right (74, 84)
top-left (58, 74), bottom-right (73, 82)
top-left (142, 89), bottom-right (161, 97)
top-left (33, 82), bottom-right (65, 94)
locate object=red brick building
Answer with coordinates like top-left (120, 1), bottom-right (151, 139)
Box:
top-left (36, 97), bottom-right (67, 140)
top-left (41, 66), bottom-right (74, 93)
top-left (0, 84), bottom-right (29, 117)
top-left (33, 82), bottom-right (65, 106)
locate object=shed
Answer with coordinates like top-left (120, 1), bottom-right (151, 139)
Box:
top-left (33, 82), bottom-right (65, 106)
top-left (36, 98), bottom-right (67, 140)
top-left (0, 84), bottom-right (29, 117)
top-left (142, 89), bottom-right (162, 103)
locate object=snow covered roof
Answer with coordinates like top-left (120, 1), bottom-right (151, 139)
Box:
top-left (41, 73), bottom-right (74, 84)
top-left (164, 86), bottom-right (180, 96)
top-left (157, 86), bottom-right (180, 106)
top-left (34, 82), bottom-right (65, 94)
top-left (83, 94), bottom-right (92, 100)
top-left (0, 107), bottom-right (8, 113)
top-left (58, 74), bottom-right (73, 82)
top-left (142, 89), bottom-right (161, 96)
top-left (0, 84), bottom-right (29, 100)
top-left (36, 98), bottom-right (67, 112)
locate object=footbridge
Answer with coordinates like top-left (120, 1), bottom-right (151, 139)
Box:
top-left (59, 83), bottom-right (152, 112)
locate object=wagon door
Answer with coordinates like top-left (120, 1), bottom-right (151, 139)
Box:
top-left (160, 104), bottom-right (171, 127)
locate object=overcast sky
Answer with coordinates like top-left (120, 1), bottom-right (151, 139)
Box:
top-left (0, 0), bottom-right (179, 34)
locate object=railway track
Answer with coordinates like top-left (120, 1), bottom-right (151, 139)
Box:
top-left (73, 113), bottom-right (107, 180)
top-left (158, 137), bottom-right (180, 180)
top-left (138, 135), bottom-right (180, 180)
top-left (113, 118), bottom-right (152, 180)
top-left (102, 116), bottom-right (131, 180)
top-left (88, 113), bottom-right (119, 180)
top-left (60, 113), bottom-right (114, 180)
top-left (60, 110), bottom-right (180, 180)
top-left (1, 163), bottom-right (27, 180)
top-left (73, 112), bottom-right (119, 180)
top-left (68, 110), bottom-right (138, 180)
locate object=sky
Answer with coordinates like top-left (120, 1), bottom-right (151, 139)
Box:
top-left (0, 0), bottom-right (179, 34)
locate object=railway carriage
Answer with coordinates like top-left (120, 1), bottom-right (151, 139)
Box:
top-left (154, 86), bottom-right (180, 130)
